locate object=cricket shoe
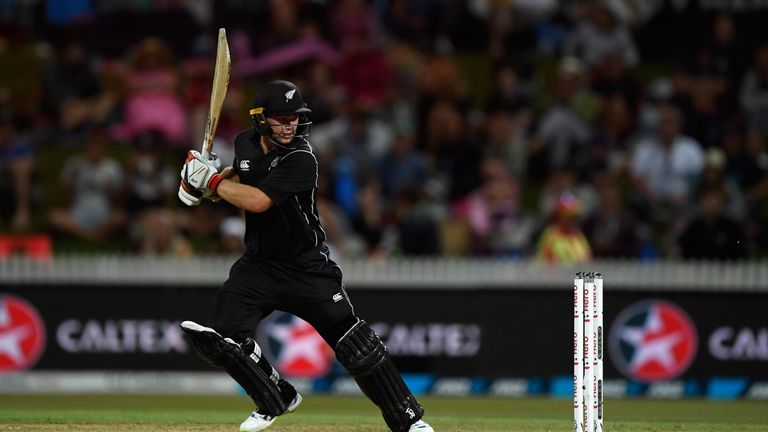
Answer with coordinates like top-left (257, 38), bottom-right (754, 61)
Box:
top-left (239, 393), bottom-right (302, 432)
top-left (409, 419), bottom-right (435, 432)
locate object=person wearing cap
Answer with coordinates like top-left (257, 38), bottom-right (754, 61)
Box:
top-left (176, 80), bottom-right (434, 432)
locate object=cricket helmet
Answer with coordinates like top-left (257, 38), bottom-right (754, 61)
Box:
top-left (249, 80), bottom-right (312, 148)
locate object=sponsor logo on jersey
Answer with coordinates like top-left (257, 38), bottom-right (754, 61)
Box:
top-left (332, 293), bottom-right (343, 303)
top-left (257, 312), bottom-right (334, 378)
top-left (0, 294), bottom-right (46, 372)
top-left (239, 160), bottom-right (250, 172)
top-left (609, 300), bottom-right (697, 382)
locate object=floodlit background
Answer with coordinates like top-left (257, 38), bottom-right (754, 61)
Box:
top-left (1, 1), bottom-right (767, 425)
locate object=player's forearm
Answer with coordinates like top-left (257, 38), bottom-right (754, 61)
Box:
top-left (216, 179), bottom-right (273, 213)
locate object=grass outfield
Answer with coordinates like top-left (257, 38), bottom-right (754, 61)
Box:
top-left (0, 394), bottom-right (767, 431)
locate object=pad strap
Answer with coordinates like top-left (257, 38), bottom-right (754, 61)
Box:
top-left (336, 320), bottom-right (424, 432)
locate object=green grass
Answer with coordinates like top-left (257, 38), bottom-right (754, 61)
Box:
top-left (0, 395), bottom-right (767, 431)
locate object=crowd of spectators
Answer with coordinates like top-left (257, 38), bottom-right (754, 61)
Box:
top-left (0, 0), bottom-right (766, 262)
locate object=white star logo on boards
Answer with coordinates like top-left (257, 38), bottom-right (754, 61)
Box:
top-left (0, 325), bottom-right (31, 365)
top-left (621, 307), bottom-right (684, 372)
top-left (0, 296), bottom-right (46, 370)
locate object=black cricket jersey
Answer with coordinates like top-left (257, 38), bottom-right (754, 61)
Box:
top-left (232, 128), bottom-right (326, 261)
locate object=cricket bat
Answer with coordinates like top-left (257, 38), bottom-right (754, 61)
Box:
top-left (201, 28), bottom-right (231, 160)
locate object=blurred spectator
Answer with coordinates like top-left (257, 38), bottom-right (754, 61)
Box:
top-left (535, 191), bottom-right (592, 264)
top-left (452, 159), bottom-right (535, 256)
top-left (376, 132), bottom-right (430, 204)
top-left (422, 101), bottom-right (481, 200)
top-left (583, 176), bottom-right (643, 258)
top-left (708, 14), bottom-right (743, 84)
top-left (678, 188), bottom-right (745, 260)
top-left (483, 106), bottom-right (530, 183)
top-left (685, 14), bottom-right (742, 113)
top-left (216, 215), bottom-right (246, 255)
top-left (723, 128), bottom-right (768, 206)
top-left (417, 55), bottom-right (470, 125)
top-left (315, 175), bottom-right (364, 258)
top-left (675, 37), bottom-right (729, 150)
top-left (314, 101), bottom-right (394, 220)
top-left (695, 147), bottom-right (746, 222)
top-left (538, 169), bottom-right (597, 221)
top-left (132, 208), bottom-right (193, 256)
top-left (110, 37), bottom-right (188, 145)
top-left (394, 183), bottom-right (441, 256)
top-left (589, 94), bottom-right (633, 172)
top-left (591, 51), bottom-right (639, 113)
top-left (247, 0), bottom-right (305, 50)
top-left (565, 0), bottom-right (639, 70)
top-left (335, 25), bottom-right (393, 109)
top-left (0, 109), bottom-right (35, 230)
top-left (629, 104), bottom-right (704, 217)
top-left (301, 60), bottom-right (339, 126)
top-left (740, 44), bottom-right (768, 138)
top-left (40, 39), bottom-right (113, 136)
top-left (530, 57), bottom-right (593, 181)
top-left (329, 0), bottom-right (383, 48)
top-left (739, 129), bottom-right (768, 257)
top-left (123, 131), bottom-right (176, 216)
top-left (485, 62), bottom-right (532, 115)
top-left (47, 129), bottom-right (126, 241)
top-left (349, 179), bottom-right (386, 256)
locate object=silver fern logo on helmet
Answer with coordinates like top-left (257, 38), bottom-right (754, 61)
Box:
top-left (285, 89), bottom-right (296, 102)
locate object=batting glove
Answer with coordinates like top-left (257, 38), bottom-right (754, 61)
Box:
top-left (178, 182), bottom-right (202, 206)
top-left (178, 151), bottom-right (224, 206)
top-left (205, 151), bottom-right (222, 172)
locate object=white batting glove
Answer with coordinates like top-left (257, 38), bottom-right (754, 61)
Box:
top-left (205, 151), bottom-right (222, 172)
top-left (184, 150), bottom-right (221, 173)
top-left (178, 150), bottom-right (224, 206)
top-left (180, 151), bottom-right (224, 193)
top-left (178, 182), bottom-right (202, 206)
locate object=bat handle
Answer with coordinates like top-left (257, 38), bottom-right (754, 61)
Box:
top-left (201, 140), bottom-right (211, 160)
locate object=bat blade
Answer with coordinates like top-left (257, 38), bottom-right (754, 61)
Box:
top-left (202, 28), bottom-right (231, 159)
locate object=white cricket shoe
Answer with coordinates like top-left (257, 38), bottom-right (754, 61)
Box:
top-left (409, 419), bottom-right (435, 432)
top-left (239, 393), bottom-right (302, 432)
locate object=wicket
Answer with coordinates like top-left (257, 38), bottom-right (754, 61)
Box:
top-left (574, 272), bottom-right (604, 432)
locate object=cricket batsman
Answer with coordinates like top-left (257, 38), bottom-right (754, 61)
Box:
top-left (177, 80), bottom-right (435, 432)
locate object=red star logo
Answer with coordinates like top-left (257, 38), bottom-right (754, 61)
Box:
top-left (0, 295), bottom-right (46, 372)
top-left (271, 317), bottom-right (333, 377)
top-left (613, 301), bottom-right (697, 381)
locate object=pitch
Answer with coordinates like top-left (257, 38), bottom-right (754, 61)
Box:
top-left (1, 394), bottom-right (767, 431)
